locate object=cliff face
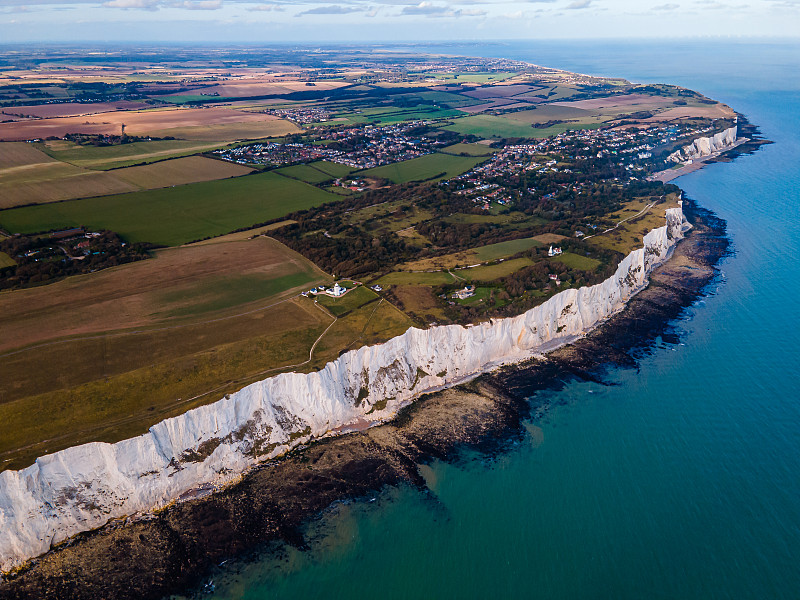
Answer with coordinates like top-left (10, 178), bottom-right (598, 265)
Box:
top-left (669, 125), bottom-right (738, 162)
top-left (0, 207), bottom-right (690, 574)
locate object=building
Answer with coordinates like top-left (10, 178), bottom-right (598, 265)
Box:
top-left (548, 246), bottom-right (563, 257)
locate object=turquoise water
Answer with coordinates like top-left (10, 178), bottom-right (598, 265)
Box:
top-left (207, 42), bottom-right (800, 599)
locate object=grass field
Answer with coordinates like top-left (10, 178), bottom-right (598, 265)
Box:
top-left (376, 271), bottom-right (456, 286)
top-left (40, 139), bottom-right (232, 170)
top-left (456, 257), bottom-right (535, 281)
top-left (308, 160), bottom-right (355, 178)
top-left (401, 236), bottom-right (542, 271)
top-left (440, 142), bottom-right (496, 156)
top-left (0, 232), bottom-right (341, 470)
top-left (0, 252), bottom-right (16, 268)
top-left (360, 152), bottom-right (485, 184)
top-left (275, 163), bottom-right (336, 184)
top-left (442, 112), bottom-right (605, 139)
top-left (472, 237), bottom-right (543, 261)
top-left (552, 252), bottom-right (601, 270)
top-left (0, 171), bottom-right (341, 246)
top-left (0, 151), bottom-right (253, 208)
top-left (588, 195), bottom-right (681, 254)
top-left (314, 285), bottom-right (377, 317)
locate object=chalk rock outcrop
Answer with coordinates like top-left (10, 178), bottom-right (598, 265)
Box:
top-left (668, 125), bottom-right (738, 163)
top-left (0, 207), bottom-right (690, 574)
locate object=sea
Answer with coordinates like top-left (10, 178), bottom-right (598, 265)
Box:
top-left (204, 40), bottom-right (800, 599)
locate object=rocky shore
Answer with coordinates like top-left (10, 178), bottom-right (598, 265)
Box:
top-left (0, 197), bottom-right (729, 600)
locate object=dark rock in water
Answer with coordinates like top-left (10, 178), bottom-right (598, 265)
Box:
top-left (0, 199), bottom-right (728, 600)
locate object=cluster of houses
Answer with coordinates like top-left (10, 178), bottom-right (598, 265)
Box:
top-left (263, 107), bottom-right (333, 124)
top-left (214, 121), bottom-right (443, 170)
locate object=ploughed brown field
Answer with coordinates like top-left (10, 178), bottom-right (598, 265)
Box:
top-left (0, 107), bottom-right (298, 141)
top-left (0, 101), bottom-right (150, 119)
top-left (552, 93), bottom-right (678, 110)
top-left (173, 79), bottom-right (348, 98)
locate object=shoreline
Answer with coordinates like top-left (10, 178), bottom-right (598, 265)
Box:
top-left (0, 197), bottom-right (730, 600)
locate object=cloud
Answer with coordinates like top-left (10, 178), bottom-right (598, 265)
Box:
top-left (565, 0), bottom-right (591, 7)
top-left (399, 1), bottom-right (484, 16)
top-left (102, 0), bottom-right (222, 8)
top-left (247, 2), bottom-right (283, 9)
top-left (102, 0), bottom-right (160, 8)
top-left (652, 2), bottom-right (678, 9)
top-left (170, 0), bottom-right (222, 8)
top-left (296, 4), bottom-right (360, 14)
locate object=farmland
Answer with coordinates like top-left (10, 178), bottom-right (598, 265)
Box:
top-left (0, 231), bottom-right (414, 470)
top-left (41, 139), bottom-right (233, 170)
top-left (0, 45), bottom-right (729, 476)
top-left (0, 107), bottom-right (299, 141)
top-left (360, 152), bottom-right (485, 184)
top-left (0, 171), bottom-right (341, 246)
top-left (112, 156), bottom-right (254, 188)
top-left (0, 147), bottom-right (254, 208)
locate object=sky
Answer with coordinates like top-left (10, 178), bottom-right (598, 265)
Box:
top-left (0, 0), bottom-right (798, 43)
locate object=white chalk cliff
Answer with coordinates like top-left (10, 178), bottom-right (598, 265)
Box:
top-left (0, 207), bottom-right (690, 574)
top-left (668, 125), bottom-right (738, 163)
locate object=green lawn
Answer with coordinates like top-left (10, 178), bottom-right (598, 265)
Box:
top-left (456, 257), bottom-right (534, 281)
top-left (315, 285), bottom-right (377, 317)
top-left (442, 115), bottom-right (604, 139)
top-left (360, 152), bottom-right (485, 184)
top-left (376, 271), bottom-right (456, 286)
top-left (0, 172), bottom-right (340, 247)
top-left (472, 237), bottom-right (543, 261)
top-left (552, 252), bottom-right (602, 270)
top-left (440, 142), bottom-right (496, 156)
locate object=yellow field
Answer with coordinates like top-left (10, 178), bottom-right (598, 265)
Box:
top-left (148, 119), bottom-right (301, 141)
top-left (0, 143), bottom-right (256, 208)
top-left (112, 156), bottom-right (254, 188)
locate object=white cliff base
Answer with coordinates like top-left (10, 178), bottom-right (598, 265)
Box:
top-left (668, 125), bottom-right (739, 163)
top-left (0, 207), bottom-right (691, 574)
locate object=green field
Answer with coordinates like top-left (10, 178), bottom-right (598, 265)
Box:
top-left (0, 251), bottom-right (16, 268)
top-left (360, 152), bottom-right (485, 184)
top-left (338, 105), bottom-right (465, 125)
top-left (376, 271), bottom-right (456, 286)
top-left (0, 172), bottom-right (340, 246)
top-left (440, 142), bottom-right (496, 156)
top-left (552, 252), bottom-right (602, 270)
top-left (159, 271), bottom-right (318, 318)
top-left (456, 257), bottom-right (534, 281)
top-left (308, 161), bottom-right (355, 178)
top-left (442, 115), bottom-right (604, 139)
top-left (275, 163), bottom-right (335, 184)
top-left (472, 237), bottom-right (543, 261)
top-left (39, 139), bottom-right (229, 170)
top-left (315, 285), bottom-right (377, 317)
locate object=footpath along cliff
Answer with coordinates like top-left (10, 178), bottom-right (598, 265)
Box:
top-left (0, 206), bottom-right (690, 575)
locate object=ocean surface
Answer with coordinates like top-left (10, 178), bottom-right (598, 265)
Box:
top-left (204, 41), bottom-right (800, 599)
